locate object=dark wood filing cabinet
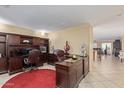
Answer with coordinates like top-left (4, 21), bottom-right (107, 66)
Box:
top-left (56, 58), bottom-right (85, 88)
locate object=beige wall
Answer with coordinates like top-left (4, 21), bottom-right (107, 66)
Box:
top-left (0, 23), bottom-right (93, 62)
top-left (0, 24), bottom-right (48, 38)
top-left (49, 23), bottom-right (93, 62)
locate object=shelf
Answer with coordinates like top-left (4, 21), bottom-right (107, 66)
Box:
top-left (0, 56), bottom-right (6, 60)
top-left (0, 70), bottom-right (7, 74)
top-left (0, 41), bottom-right (6, 43)
top-left (40, 43), bottom-right (48, 45)
top-left (8, 44), bottom-right (39, 47)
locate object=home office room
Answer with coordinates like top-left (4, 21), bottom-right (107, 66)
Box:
top-left (0, 1), bottom-right (124, 93)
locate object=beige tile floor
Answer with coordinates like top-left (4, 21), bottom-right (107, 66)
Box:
top-left (79, 55), bottom-right (124, 88)
top-left (1, 55), bottom-right (124, 88)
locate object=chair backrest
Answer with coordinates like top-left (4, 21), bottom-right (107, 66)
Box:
top-left (54, 49), bottom-right (65, 61)
top-left (28, 49), bottom-right (41, 64)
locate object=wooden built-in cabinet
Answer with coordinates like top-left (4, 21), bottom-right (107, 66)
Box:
top-left (7, 35), bottom-right (20, 45)
top-left (0, 34), bottom-right (8, 74)
top-left (20, 36), bottom-right (33, 45)
top-left (0, 58), bottom-right (7, 74)
top-left (0, 35), bottom-right (7, 57)
top-left (0, 32), bottom-right (49, 75)
top-left (33, 37), bottom-right (41, 45)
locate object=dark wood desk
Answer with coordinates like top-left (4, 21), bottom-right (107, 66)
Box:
top-left (82, 57), bottom-right (89, 77)
top-left (8, 53), bottom-right (44, 75)
top-left (56, 58), bottom-right (85, 88)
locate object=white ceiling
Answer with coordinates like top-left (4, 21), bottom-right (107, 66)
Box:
top-left (0, 5), bottom-right (124, 40)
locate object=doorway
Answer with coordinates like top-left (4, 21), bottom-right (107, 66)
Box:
top-left (101, 43), bottom-right (112, 55)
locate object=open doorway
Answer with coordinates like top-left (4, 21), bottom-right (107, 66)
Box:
top-left (101, 43), bottom-right (112, 55)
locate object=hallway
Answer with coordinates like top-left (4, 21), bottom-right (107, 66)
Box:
top-left (79, 55), bottom-right (124, 88)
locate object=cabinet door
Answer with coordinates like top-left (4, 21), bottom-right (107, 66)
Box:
top-left (76, 61), bottom-right (83, 80)
top-left (0, 43), bottom-right (6, 57)
top-left (0, 58), bottom-right (7, 71)
top-left (69, 70), bottom-right (77, 88)
top-left (7, 35), bottom-right (20, 44)
top-left (33, 38), bottom-right (41, 45)
top-left (56, 69), bottom-right (68, 88)
top-left (9, 57), bottom-right (23, 74)
top-left (84, 58), bottom-right (89, 76)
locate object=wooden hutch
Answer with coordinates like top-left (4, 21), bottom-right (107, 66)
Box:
top-left (0, 32), bottom-right (49, 75)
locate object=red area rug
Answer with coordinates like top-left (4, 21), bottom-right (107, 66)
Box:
top-left (2, 69), bottom-right (56, 88)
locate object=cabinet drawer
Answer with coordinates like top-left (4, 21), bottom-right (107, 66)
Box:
top-left (56, 65), bottom-right (68, 70)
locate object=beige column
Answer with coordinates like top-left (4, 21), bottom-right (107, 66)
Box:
top-left (121, 36), bottom-right (124, 51)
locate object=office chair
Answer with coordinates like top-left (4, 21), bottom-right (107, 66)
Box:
top-left (53, 49), bottom-right (66, 62)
